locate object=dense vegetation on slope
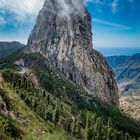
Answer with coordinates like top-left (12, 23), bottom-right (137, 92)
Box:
top-left (0, 49), bottom-right (140, 139)
top-left (0, 73), bottom-right (66, 140)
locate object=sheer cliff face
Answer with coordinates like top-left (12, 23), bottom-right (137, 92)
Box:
top-left (27, 0), bottom-right (119, 106)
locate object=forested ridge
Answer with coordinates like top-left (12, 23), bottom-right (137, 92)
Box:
top-left (0, 50), bottom-right (140, 140)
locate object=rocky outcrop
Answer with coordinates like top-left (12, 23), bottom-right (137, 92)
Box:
top-left (27, 0), bottom-right (119, 106)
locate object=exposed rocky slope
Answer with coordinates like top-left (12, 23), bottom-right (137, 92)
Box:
top-left (27, 0), bottom-right (119, 106)
top-left (0, 41), bottom-right (24, 58)
top-left (106, 54), bottom-right (140, 95)
top-left (120, 95), bottom-right (140, 120)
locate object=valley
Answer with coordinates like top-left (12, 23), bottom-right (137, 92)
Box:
top-left (106, 54), bottom-right (140, 96)
top-left (106, 54), bottom-right (140, 121)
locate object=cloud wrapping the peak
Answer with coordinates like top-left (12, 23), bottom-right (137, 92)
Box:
top-left (44, 0), bottom-right (85, 19)
top-left (0, 0), bottom-right (88, 25)
top-left (0, 0), bottom-right (135, 25)
top-left (42, 0), bottom-right (86, 36)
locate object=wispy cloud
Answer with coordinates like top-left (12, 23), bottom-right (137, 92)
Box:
top-left (0, 0), bottom-right (135, 25)
top-left (85, 0), bottom-right (102, 3)
top-left (111, 0), bottom-right (119, 13)
top-left (0, 16), bottom-right (5, 25)
top-left (86, 0), bottom-right (134, 13)
top-left (0, 0), bottom-right (45, 23)
top-left (93, 18), bottom-right (132, 30)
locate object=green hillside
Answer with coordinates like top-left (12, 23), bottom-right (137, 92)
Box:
top-left (0, 49), bottom-right (140, 140)
top-left (0, 41), bottom-right (24, 58)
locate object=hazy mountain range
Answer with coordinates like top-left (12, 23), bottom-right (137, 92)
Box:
top-left (0, 41), bottom-right (24, 58)
top-left (106, 53), bottom-right (140, 95)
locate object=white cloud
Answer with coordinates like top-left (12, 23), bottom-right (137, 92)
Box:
top-left (0, 0), bottom-right (45, 22)
top-left (85, 0), bottom-right (101, 3)
top-left (57, 0), bottom-right (85, 19)
top-left (0, 0), bottom-right (134, 25)
top-left (85, 0), bottom-right (134, 14)
top-left (41, 0), bottom-right (86, 37)
top-left (0, 0), bottom-right (87, 25)
top-left (0, 16), bottom-right (5, 25)
top-left (93, 18), bottom-right (132, 30)
top-left (111, 0), bottom-right (119, 13)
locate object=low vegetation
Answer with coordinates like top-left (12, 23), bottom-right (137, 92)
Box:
top-left (0, 50), bottom-right (140, 139)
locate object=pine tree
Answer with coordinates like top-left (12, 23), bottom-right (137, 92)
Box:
top-left (72, 119), bottom-right (77, 136)
top-left (85, 111), bottom-right (90, 140)
top-left (45, 109), bottom-right (52, 122)
top-left (107, 128), bottom-right (111, 140)
top-left (95, 133), bottom-right (100, 140)
top-left (43, 90), bottom-right (46, 98)
top-left (108, 118), bottom-right (113, 128)
top-left (75, 120), bottom-right (81, 138)
top-left (125, 132), bottom-right (132, 140)
top-left (47, 94), bottom-right (50, 105)
top-left (66, 118), bottom-right (71, 134)
top-left (96, 118), bottom-right (102, 135)
top-left (112, 129), bottom-right (118, 140)
top-left (53, 104), bottom-right (60, 128)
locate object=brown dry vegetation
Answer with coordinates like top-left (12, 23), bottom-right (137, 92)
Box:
top-left (120, 95), bottom-right (140, 120)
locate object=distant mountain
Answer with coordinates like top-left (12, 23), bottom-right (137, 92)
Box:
top-left (0, 41), bottom-right (25, 58)
top-left (106, 53), bottom-right (140, 95)
top-left (97, 47), bottom-right (140, 56)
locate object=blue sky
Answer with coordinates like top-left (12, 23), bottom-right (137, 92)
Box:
top-left (0, 0), bottom-right (140, 49)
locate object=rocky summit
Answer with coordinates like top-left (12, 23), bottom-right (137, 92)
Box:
top-left (27, 0), bottom-right (119, 106)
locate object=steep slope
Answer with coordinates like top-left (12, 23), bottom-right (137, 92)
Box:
top-left (106, 54), bottom-right (140, 95)
top-left (0, 41), bottom-right (25, 58)
top-left (0, 50), bottom-right (140, 139)
top-left (120, 96), bottom-right (140, 120)
top-left (0, 72), bottom-right (53, 140)
top-left (27, 0), bottom-right (119, 106)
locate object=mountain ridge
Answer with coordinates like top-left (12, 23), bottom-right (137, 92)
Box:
top-left (0, 49), bottom-right (140, 139)
top-left (27, 0), bottom-right (119, 106)
top-left (0, 41), bottom-right (25, 58)
top-left (1, 0), bottom-right (140, 139)
top-left (106, 53), bottom-right (140, 95)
